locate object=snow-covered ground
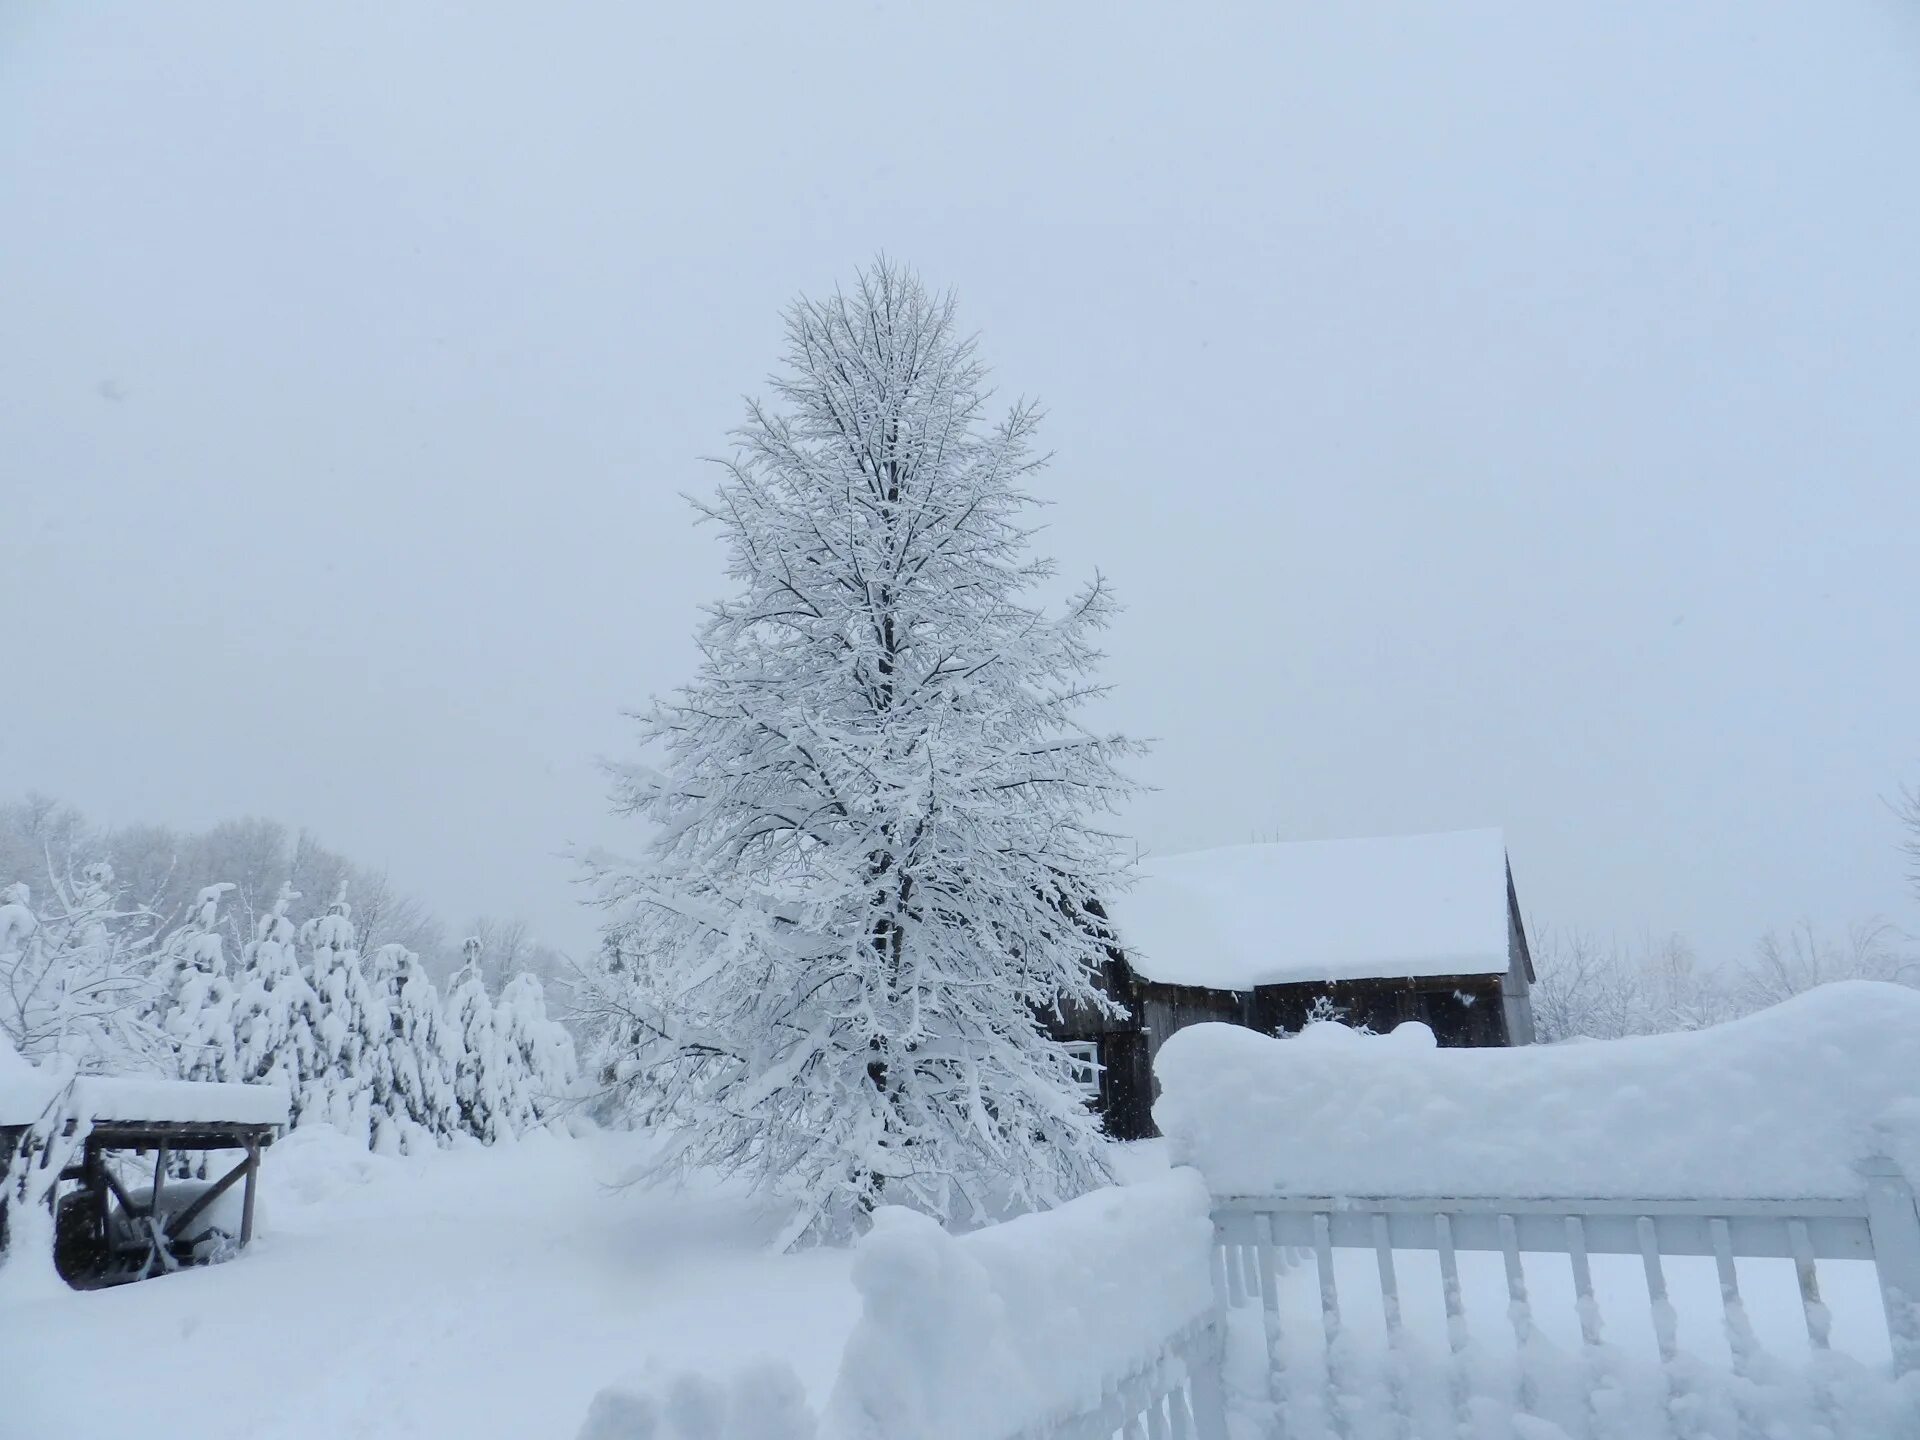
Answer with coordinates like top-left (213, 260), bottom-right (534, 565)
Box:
top-left (5, 1128), bottom-right (860, 1440)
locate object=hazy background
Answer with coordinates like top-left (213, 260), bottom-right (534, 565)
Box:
top-left (4, 1), bottom-right (1918, 968)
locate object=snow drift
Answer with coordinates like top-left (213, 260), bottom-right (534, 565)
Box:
top-left (579, 1170), bottom-right (1219, 1440)
top-left (1154, 980), bottom-right (1920, 1200)
top-left (822, 1170), bottom-right (1216, 1440)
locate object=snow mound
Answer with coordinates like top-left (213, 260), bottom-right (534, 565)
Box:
top-left (579, 1362), bottom-right (816, 1440)
top-left (1112, 828), bottom-right (1511, 989)
top-left (261, 1122), bottom-right (398, 1209)
top-left (1154, 981), bottom-right (1920, 1200)
top-left (0, 1031), bottom-right (60, 1126)
top-left (825, 1170), bottom-right (1216, 1440)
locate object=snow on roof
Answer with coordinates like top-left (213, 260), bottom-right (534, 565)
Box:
top-left (1154, 981), bottom-right (1920, 1202)
top-left (1111, 828), bottom-right (1511, 989)
top-left (0, 1059), bottom-right (289, 1129)
top-left (69, 1076), bottom-right (290, 1128)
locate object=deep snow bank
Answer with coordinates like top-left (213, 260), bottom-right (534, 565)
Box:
top-left (579, 1170), bottom-right (1219, 1440)
top-left (1154, 980), bottom-right (1920, 1199)
top-left (824, 1170), bottom-right (1216, 1440)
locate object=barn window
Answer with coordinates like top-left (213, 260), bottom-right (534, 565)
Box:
top-left (1063, 1040), bottom-right (1101, 1098)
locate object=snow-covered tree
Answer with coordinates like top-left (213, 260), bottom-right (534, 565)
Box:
top-left (366, 942), bottom-right (458, 1152)
top-left (495, 972), bottom-right (579, 1132)
top-left (0, 864), bottom-right (167, 1074)
top-left (582, 260), bottom-right (1142, 1242)
top-left (231, 882), bottom-right (327, 1123)
top-left (445, 937), bottom-right (510, 1143)
top-left (150, 883), bottom-right (239, 1084)
top-left (301, 886), bottom-right (390, 1145)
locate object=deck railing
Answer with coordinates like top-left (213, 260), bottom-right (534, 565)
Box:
top-left (1211, 1159), bottom-right (1920, 1438)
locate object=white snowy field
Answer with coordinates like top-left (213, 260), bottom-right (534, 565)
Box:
top-left (4, 1128), bottom-right (860, 1440)
top-left (5, 1128), bottom-right (1905, 1440)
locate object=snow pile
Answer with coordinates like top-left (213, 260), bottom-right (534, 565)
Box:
top-left (260, 1121), bottom-right (399, 1208)
top-left (1155, 981), bottom-right (1920, 1199)
top-left (0, 1028), bottom-right (60, 1125)
top-left (1112, 828), bottom-right (1511, 989)
top-left (825, 1170), bottom-right (1216, 1440)
top-left (578, 1362), bottom-right (817, 1440)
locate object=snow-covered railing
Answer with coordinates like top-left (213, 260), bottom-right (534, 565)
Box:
top-left (1159, 984), bottom-right (1920, 1438)
top-left (1212, 1177), bottom-right (1920, 1437)
top-left (579, 1171), bottom-right (1230, 1440)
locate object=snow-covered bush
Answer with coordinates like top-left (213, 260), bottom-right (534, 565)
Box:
top-left (366, 942), bottom-right (458, 1152)
top-left (0, 1030), bottom-right (81, 1297)
top-left (446, 937), bottom-right (512, 1143)
top-left (150, 884), bottom-right (239, 1084)
top-left (231, 882), bottom-right (327, 1124)
top-left (0, 864), bottom-right (167, 1074)
top-left (495, 971), bottom-right (578, 1133)
top-left (301, 887), bottom-right (390, 1146)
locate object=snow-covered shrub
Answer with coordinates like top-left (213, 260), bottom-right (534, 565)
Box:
top-left (231, 882), bottom-right (327, 1124)
top-left (366, 942), bottom-right (458, 1152)
top-left (495, 971), bottom-right (578, 1132)
top-left (150, 883), bottom-right (239, 1084)
top-left (0, 1031), bottom-right (81, 1298)
top-left (446, 936), bottom-right (511, 1143)
top-left (0, 864), bottom-right (167, 1074)
top-left (301, 887), bottom-right (390, 1146)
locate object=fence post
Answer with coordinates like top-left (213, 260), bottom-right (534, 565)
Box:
top-left (1186, 1314), bottom-right (1232, 1440)
top-left (1860, 1155), bottom-right (1920, 1374)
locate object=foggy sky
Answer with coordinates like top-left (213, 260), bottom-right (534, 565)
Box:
top-left (4, 1), bottom-right (1918, 970)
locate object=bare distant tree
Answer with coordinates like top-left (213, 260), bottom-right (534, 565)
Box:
top-left (1900, 783), bottom-right (1920, 899)
top-left (1529, 927), bottom-right (1723, 1040)
top-left (1739, 918), bottom-right (1905, 1011)
top-left (467, 916), bottom-right (531, 990)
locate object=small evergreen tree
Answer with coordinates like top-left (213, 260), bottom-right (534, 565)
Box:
top-left (301, 885), bottom-right (390, 1146)
top-left (231, 882), bottom-right (327, 1124)
top-left (151, 883), bottom-right (240, 1084)
top-left (445, 937), bottom-right (509, 1143)
top-left (366, 942), bottom-right (458, 1151)
top-left (495, 972), bottom-right (579, 1133)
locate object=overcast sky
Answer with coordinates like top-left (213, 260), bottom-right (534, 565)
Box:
top-left (4, 1), bottom-right (1918, 968)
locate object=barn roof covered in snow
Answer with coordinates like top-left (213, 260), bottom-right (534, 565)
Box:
top-left (1110, 828), bottom-right (1513, 990)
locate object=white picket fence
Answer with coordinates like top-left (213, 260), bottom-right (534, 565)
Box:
top-left (1209, 1158), bottom-right (1920, 1438)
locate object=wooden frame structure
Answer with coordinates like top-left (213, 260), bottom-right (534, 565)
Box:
top-left (3, 1074), bottom-right (288, 1287)
top-left (53, 1117), bottom-right (278, 1284)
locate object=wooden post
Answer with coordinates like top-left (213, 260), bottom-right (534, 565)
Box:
top-left (90, 1142), bottom-right (109, 1244)
top-left (167, 1154), bottom-right (253, 1241)
top-left (1861, 1155), bottom-right (1920, 1374)
top-left (239, 1138), bottom-right (260, 1247)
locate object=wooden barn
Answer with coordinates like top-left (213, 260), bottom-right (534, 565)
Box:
top-left (1055, 828), bottom-right (1537, 1140)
